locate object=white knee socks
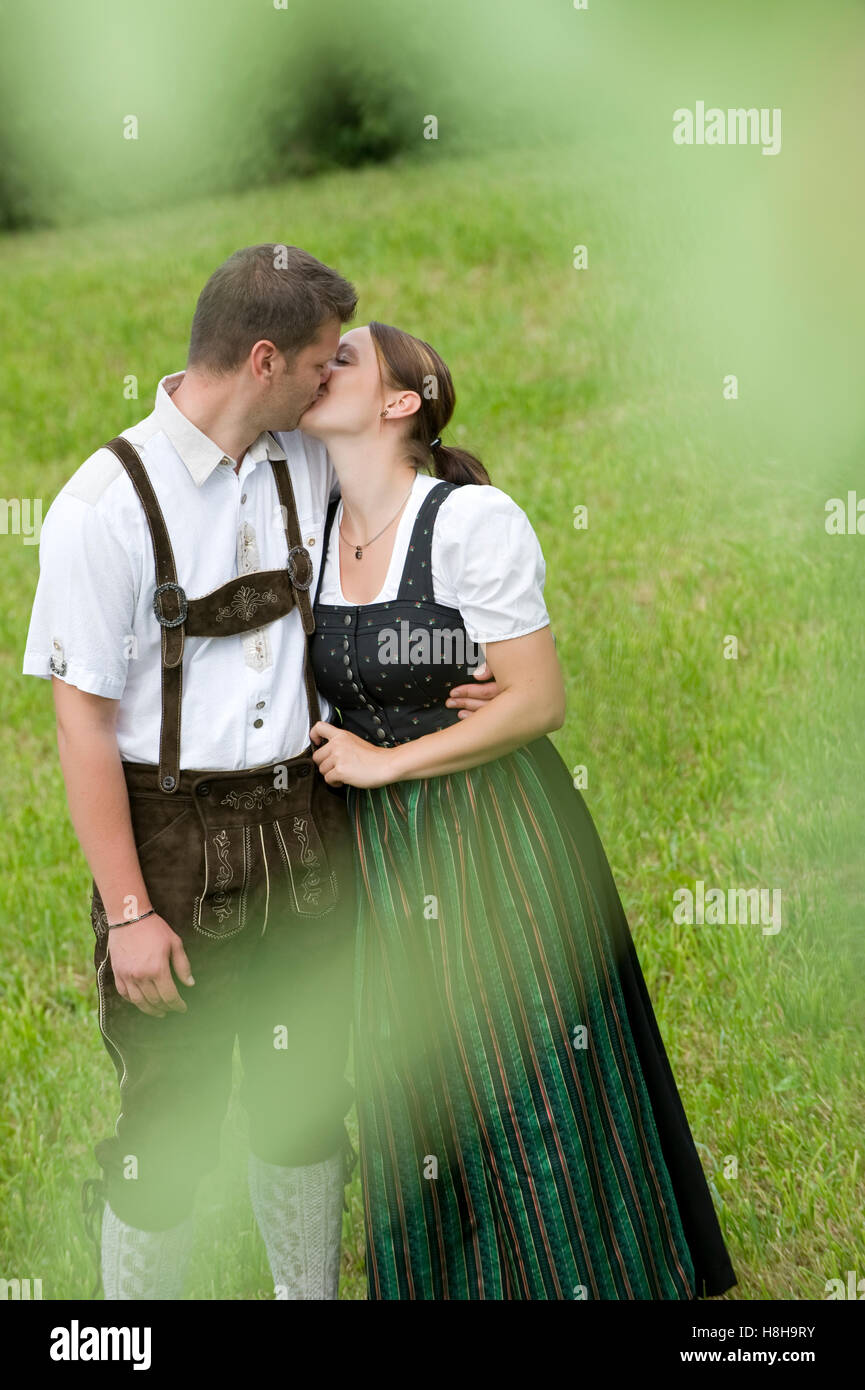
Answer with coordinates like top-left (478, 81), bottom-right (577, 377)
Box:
top-left (247, 1149), bottom-right (345, 1300)
top-left (101, 1203), bottom-right (194, 1300)
top-left (99, 1153), bottom-right (344, 1299)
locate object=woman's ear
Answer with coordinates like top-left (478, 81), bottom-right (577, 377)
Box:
top-left (382, 390), bottom-right (422, 421)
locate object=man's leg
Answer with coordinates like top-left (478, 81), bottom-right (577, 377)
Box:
top-left (86, 924), bottom-right (238, 1299)
top-left (99, 1203), bottom-right (195, 1301)
top-left (239, 889), bottom-right (356, 1300)
top-left (246, 1148), bottom-right (346, 1301)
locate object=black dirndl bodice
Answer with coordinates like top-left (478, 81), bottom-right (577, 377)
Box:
top-left (312, 480), bottom-right (483, 747)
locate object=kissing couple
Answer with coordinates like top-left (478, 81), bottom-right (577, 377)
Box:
top-left (24, 243), bottom-right (736, 1301)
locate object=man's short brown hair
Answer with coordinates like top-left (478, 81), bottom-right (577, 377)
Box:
top-left (187, 243), bottom-right (357, 373)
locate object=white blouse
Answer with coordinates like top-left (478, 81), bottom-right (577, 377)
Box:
top-left (316, 471), bottom-right (551, 648)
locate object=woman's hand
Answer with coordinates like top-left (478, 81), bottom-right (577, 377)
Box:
top-left (310, 721), bottom-right (399, 788)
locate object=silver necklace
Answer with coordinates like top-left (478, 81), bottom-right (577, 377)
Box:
top-left (338, 480), bottom-right (415, 560)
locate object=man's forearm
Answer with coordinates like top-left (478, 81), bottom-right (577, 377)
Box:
top-left (56, 725), bottom-right (152, 925)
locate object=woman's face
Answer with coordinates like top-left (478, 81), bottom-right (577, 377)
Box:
top-left (299, 325), bottom-right (386, 439)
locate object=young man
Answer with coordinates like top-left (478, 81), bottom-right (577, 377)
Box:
top-left (22, 244), bottom-right (499, 1300)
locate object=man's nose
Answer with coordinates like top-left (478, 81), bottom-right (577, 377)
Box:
top-left (320, 363), bottom-right (333, 384)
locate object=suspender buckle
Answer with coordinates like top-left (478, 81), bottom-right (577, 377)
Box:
top-left (153, 581), bottom-right (188, 627)
top-left (286, 545), bottom-right (313, 591)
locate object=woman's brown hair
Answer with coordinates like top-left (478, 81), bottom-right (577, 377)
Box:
top-left (368, 321), bottom-right (490, 486)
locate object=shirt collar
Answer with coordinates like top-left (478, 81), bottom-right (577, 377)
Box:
top-left (155, 370), bottom-right (287, 487)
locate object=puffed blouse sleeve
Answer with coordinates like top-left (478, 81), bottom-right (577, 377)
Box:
top-left (430, 483), bottom-right (551, 647)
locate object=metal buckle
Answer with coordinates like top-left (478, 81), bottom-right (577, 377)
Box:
top-left (286, 545), bottom-right (313, 591)
top-left (153, 581), bottom-right (188, 627)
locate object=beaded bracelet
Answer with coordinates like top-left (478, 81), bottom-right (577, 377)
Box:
top-left (107, 907), bottom-right (157, 930)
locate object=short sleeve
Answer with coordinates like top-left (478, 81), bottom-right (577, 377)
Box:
top-left (431, 485), bottom-right (551, 646)
top-left (22, 492), bottom-right (139, 698)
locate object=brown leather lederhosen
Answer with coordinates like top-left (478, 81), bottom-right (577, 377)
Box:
top-left (82, 435), bottom-right (357, 1265)
top-left (104, 436), bottom-right (325, 799)
top-left (88, 434), bottom-right (356, 938)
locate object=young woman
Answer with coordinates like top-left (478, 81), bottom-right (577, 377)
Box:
top-left (301, 322), bottom-right (737, 1301)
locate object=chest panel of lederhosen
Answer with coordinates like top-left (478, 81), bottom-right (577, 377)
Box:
top-left (101, 436), bottom-right (321, 795)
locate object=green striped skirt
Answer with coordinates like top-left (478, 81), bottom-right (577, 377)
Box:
top-left (346, 735), bottom-right (736, 1300)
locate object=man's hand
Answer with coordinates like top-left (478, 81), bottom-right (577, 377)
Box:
top-left (108, 914), bottom-right (195, 1018)
top-left (446, 659), bottom-right (502, 716)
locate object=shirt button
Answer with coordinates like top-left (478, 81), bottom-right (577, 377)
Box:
top-left (256, 701), bottom-right (265, 709)
top-left (253, 718), bottom-right (263, 728)
top-left (241, 493), bottom-right (247, 504)
top-left (307, 537), bottom-right (315, 546)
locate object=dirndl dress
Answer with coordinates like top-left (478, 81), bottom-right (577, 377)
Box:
top-left (312, 480), bottom-right (737, 1301)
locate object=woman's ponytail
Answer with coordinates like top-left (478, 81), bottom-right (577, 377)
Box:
top-left (431, 442), bottom-right (490, 486)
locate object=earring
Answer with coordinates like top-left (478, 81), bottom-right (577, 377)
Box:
top-left (380, 408), bottom-right (389, 418)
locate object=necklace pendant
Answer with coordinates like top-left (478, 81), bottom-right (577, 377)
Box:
top-left (355, 546), bottom-right (363, 560)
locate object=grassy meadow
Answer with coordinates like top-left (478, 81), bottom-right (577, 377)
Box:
top-left (1, 142), bottom-right (863, 1300)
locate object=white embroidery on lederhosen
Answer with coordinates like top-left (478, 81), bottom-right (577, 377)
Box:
top-left (220, 785), bottom-right (289, 811)
top-left (273, 815), bottom-right (325, 912)
top-left (215, 584), bottom-right (279, 625)
top-left (193, 825), bottom-right (251, 937)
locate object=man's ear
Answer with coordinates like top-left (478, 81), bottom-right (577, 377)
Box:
top-left (383, 390), bottom-right (422, 421)
top-left (249, 338), bottom-right (283, 382)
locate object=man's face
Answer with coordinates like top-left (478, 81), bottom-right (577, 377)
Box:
top-left (270, 317), bottom-right (342, 430)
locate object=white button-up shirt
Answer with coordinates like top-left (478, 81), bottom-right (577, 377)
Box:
top-left (22, 371), bottom-right (336, 769)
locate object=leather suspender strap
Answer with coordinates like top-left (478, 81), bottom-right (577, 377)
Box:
top-left (102, 436), bottom-right (322, 793)
top-left (103, 437), bottom-right (185, 793)
top-left (269, 457), bottom-right (323, 735)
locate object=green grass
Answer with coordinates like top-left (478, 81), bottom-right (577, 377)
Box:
top-left (1, 143), bottom-right (863, 1300)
